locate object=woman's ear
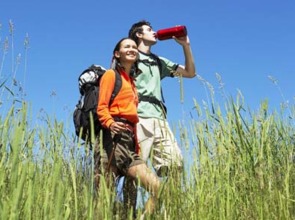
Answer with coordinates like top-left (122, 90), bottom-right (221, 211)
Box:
top-left (114, 51), bottom-right (120, 58)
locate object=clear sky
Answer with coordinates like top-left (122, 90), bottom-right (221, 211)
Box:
top-left (1, 0), bottom-right (294, 128)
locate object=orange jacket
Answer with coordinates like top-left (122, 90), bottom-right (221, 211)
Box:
top-left (97, 69), bottom-right (139, 128)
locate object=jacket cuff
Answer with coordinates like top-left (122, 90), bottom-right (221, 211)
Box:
top-left (105, 119), bottom-right (115, 129)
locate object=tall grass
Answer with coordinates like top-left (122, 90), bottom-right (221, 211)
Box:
top-left (0, 102), bottom-right (110, 219)
top-left (1, 97), bottom-right (294, 219)
top-left (0, 21), bottom-right (294, 219)
top-left (188, 98), bottom-right (294, 219)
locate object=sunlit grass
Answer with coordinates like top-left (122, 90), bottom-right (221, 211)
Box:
top-left (1, 98), bottom-right (294, 219)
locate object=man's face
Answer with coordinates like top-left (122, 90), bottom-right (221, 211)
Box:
top-left (140, 25), bottom-right (157, 44)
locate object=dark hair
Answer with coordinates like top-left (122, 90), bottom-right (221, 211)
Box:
top-left (128, 20), bottom-right (152, 45)
top-left (113, 37), bottom-right (131, 56)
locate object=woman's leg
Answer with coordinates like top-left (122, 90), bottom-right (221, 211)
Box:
top-left (123, 177), bottom-right (137, 218)
top-left (127, 163), bottom-right (160, 214)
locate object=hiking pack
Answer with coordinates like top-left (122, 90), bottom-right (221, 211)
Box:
top-left (73, 65), bottom-right (122, 141)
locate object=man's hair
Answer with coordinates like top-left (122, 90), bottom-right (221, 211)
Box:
top-left (128, 20), bottom-right (152, 45)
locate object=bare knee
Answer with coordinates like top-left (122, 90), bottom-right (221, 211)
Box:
top-left (127, 163), bottom-right (160, 196)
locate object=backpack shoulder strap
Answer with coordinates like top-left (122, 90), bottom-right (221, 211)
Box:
top-left (149, 53), bottom-right (166, 104)
top-left (150, 53), bottom-right (162, 73)
top-left (110, 69), bottom-right (122, 102)
top-left (138, 53), bottom-right (162, 71)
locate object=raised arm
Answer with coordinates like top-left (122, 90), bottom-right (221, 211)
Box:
top-left (173, 35), bottom-right (196, 78)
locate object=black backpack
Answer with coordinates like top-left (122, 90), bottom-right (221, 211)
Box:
top-left (73, 64), bottom-right (122, 141)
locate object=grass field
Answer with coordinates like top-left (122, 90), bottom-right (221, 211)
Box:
top-left (0, 96), bottom-right (294, 219)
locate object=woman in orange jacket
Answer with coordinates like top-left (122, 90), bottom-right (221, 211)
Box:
top-left (97, 37), bottom-right (160, 216)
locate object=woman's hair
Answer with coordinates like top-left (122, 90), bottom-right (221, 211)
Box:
top-left (128, 20), bottom-right (152, 45)
top-left (112, 37), bottom-right (131, 56)
top-left (111, 37), bottom-right (130, 69)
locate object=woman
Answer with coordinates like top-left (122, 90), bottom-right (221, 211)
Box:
top-left (97, 37), bottom-right (160, 216)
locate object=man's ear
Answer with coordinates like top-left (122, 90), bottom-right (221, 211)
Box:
top-left (136, 32), bottom-right (142, 39)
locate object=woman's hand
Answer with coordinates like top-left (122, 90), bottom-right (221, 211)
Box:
top-left (109, 121), bottom-right (126, 134)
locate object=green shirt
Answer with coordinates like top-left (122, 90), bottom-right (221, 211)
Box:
top-left (135, 51), bottom-right (178, 119)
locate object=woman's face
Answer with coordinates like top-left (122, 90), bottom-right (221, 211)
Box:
top-left (114, 39), bottom-right (138, 64)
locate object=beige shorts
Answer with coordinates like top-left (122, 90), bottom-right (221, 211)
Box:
top-left (136, 117), bottom-right (183, 176)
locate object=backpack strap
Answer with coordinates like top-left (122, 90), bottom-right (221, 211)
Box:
top-left (138, 94), bottom-right (167, 117)
top-left (110, 69), bottom-right (122, 102)
top-left (150, 53), bottom-right (163, 74)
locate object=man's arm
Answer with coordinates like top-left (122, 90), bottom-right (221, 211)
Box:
top-left (173, 36), bottom-right (196, 78)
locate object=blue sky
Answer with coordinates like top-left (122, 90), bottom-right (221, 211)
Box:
top-left (1, 0), bottom-right (295, 129)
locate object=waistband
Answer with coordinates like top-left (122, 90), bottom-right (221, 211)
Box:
top-left (113, 117), bottom-right (134, 126)
top-left (113, 117), bottom-right (135, 132)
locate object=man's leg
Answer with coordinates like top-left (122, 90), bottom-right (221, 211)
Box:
top-left (152, 119), bottom-right (183, 177)
top-left (136, 117), bottom-right (155, 161)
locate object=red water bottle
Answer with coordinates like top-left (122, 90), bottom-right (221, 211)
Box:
top-left (156, 25), bottom-right (187, 40)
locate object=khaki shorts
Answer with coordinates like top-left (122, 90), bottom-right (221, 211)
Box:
top-left (136, 117), bottom-right (183, 176)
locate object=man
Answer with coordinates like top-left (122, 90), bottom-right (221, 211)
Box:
top-left (116, 20), bottom-right (196, 218)
top-left (128, 20), bottom-right (196, 176)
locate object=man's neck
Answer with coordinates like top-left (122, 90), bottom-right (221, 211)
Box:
top-left (138, 42), bottom-right (151, 54)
